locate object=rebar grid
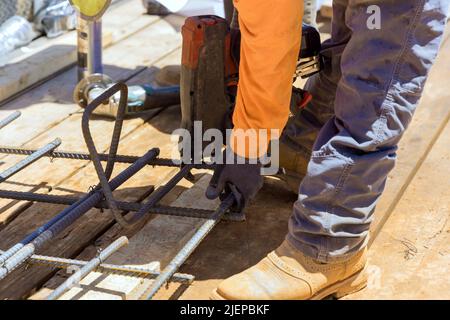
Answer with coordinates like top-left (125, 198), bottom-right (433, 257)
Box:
top-left (0, 82), bottom-right (238, 299)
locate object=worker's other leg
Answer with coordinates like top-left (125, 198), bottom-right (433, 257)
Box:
top-left (288, 0), bottom-right (450, 262)
top-left (230, 0), bottom-right (303, 158)
top-left (279, 0), bottom-right (350, 192)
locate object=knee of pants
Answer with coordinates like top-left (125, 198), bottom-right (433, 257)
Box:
top-left (330, 84), bottom-right (421, 154)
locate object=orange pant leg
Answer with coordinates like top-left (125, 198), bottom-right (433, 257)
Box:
top-left (230, 0), bottom-right (303, 159)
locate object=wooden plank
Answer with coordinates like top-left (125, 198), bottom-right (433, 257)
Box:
top-left (31, 172), bottom-right (208, 300)
top-left (319, 0), bottom-right (333, 19)
top-left (344, 119), bottom-right (450, 300)
top-left (0, 16), bottom-right (182, 147)
top-left (0, 0), bottom-right (161, 104)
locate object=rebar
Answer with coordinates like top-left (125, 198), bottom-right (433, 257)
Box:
top-left (139, 194), bottom-right (235, 300)
top-left (0, 148), bottom-right (159, 278)
top-left (0, 111), bottom-right (21, 129)
top-left (0, 247), bottom-right (194, 284)
top-left (0, 138), bottom-right (61, 183)
top-left (47, 236), bottom-right (128, 300)
top-left (0, 189), bottom-right (246, 221)
top-left (82, 82), bottom-right (135, 228)
top-left (82, 82), bottom-right (126, 182)
top-left (125, 165), bottom-right (193, 226)
top-left (0, 147), bottom-right (213, 169)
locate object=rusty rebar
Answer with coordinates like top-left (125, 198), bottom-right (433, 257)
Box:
top-left (0, 250), bottom-right (194, 284)
top-left (0, 147), bottom-right (213, 169)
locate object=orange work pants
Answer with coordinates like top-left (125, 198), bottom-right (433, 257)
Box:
top-left (230, 0), bottom-right (303, 158)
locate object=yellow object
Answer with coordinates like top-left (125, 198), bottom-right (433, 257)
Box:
top-left (69, 0), bottom-right (111, 19)
top-left (230, 0), bottom-right (303, 159)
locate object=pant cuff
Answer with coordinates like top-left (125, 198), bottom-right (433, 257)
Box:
top-left (285, 234), bottom-right (366, 264)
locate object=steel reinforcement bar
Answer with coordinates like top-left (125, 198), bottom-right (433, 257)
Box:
top-left (0, 147), bottom-right (213, 169)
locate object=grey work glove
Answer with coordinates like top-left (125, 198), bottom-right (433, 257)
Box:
top-left (206, 149), bottom-right (264, 212)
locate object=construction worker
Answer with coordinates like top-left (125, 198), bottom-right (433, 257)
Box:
top-left (206, 0), bottom-right (450, 299)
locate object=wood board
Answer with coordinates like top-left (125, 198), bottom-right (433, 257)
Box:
top-left (345, 119), bottom-right (450, 300)
top-left (0, 0), bottom-right (161, 104)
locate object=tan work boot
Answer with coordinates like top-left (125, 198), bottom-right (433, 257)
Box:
top-left (211, 240), bottom-right (368, 300)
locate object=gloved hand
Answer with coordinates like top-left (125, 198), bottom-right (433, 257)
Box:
top-left (206, 148), bottom-right (264, 212)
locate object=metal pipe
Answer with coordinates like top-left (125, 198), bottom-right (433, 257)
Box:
top-left (0, 147), bottom-right (213, 169)
top-left (139, 195), bottom-right (235, 300)
top-left (0, 139), bottom-right (61, 183)
top-left (47, 236), bottom-right (128, 300)
top-left (87, 20), bottom-right (103, 75)
top-left (0, 249), bottom-right (194, 284)
top-left (0, 148), bottom-right (159, 276)
top-left (77, 16), bottom-right (89, 82)
top-left (76, 17), bottom-right (103, 81)
top-left (0, 111), bottom-right (21, 130)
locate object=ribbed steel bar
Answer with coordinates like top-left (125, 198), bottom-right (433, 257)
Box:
top-left (123, 165), bottom-right (193, 226)
top-left (81, 82), bottom-right (129, 227)
top-left (0, 147), bottom-right (213, 169)
top-left (0, 139), bottom-right (61, 183)
top-left (47, 236), bottom-right (129, 300)
top-left (139, 195), bottom-right (235, 300)
top-left (0, 249), bottom-right (194, 284)
top-left (0, 189), bottom-right (246, 221)
top-left (0, 148), bottom-right (159, 278)
top-left (0, 111), bottom-right (21, 130)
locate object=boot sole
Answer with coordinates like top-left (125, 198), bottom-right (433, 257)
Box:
top-left (210, 266), bottom-right (368, 300)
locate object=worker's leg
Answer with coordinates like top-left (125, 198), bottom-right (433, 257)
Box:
top-left (288, 0), bottom-right (450, 262)
top-left (212, 0), bottom-right (449, 300)
top-left (279, 0), bottom-right (350, 192)
top-left (230, 0), bottom-right (303, 158)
